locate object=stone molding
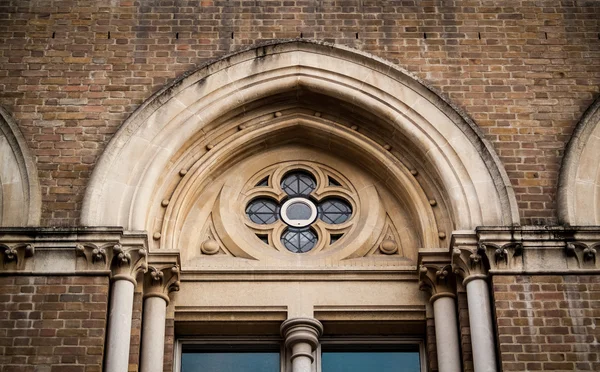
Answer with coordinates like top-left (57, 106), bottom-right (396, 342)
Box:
top-left (417, 249), bottom-right (455, 302)
top-left (0, 106), bottom-right (41, 227)
top-left (143, 251), bottom-right (181, 303)
top-left (0, 227), bottom-right (149, 283)
top-left (451, 227), bottom-right (600, 274)
top-left (280, 317), bottom-right (323, 362)
top-left (81, 40), bottom-right (518, 243)
top-left (557, 94), bottom-right (600, 226)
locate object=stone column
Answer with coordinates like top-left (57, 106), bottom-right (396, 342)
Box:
top-left (419, 262), bottom-right (461, 372)
top-left (139, 265), bottom-right (180, 372)
top-left (453, 245), bottom-right (498, 372)
top-left (281, 318), bottom-right (323, 372)
top-left (105, 244), bottom-right (148, 372)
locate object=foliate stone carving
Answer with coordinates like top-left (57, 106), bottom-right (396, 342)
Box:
top-left (75, 243), bottom-right (108, 265)
top-left (143, 265), bottom-right (181, 303)
top-left (0, 243), bottom-right (34, 269)
top-left (280, 318), bottom-right (323, 363)
top-left (565, 242), bottom-right (598, 268)
top-left (451, 244), bottom-right (489, 285)
top-left (476, 227), bottom-right (600, 272)
top-left (109, 244), bottom-right (148, 284)
top-left (418, 263), bottom-right (456, 301)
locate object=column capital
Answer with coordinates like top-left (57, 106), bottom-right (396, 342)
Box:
top-left (143, 265), bottom-right (180, 304)
top-left (280, 317), bottom-right (323, 357)
top-left (418, 250), bottom-right (455, 302)
top-left (108, 244), bottom-right (148, 285)
top-left (451, 244), bottom-right (489, 286)
top-left (143, 250), bottom-right (181, 303)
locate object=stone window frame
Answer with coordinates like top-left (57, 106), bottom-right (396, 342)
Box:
top-left (174, 336), bottom-right (426, 372)
top-left (315, 337), bottom-right (427, 372)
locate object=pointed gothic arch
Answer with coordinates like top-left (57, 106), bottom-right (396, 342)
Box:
top-left (81, 40), bottom-right (518, 262)
top-left (558, 95), bottom-right (600, 225)
top-left (0, 106), bottom-right (41, 226)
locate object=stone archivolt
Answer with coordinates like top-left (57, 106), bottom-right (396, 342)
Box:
top-left (558, 95), bottom-right (600, 226)
top-left (80, 41), bottom-right (519, 269)
top-left (0, 107), bottom-right (41, 227)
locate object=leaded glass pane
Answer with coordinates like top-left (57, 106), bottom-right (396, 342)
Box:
top-left (281, 171), bottom-right (316, 196)
top-left (281, 227), bottom-right (317, 253)
top-left (319, 198), bottom-right (352, 224)
top-left (246, 198), bottom-right (279, 224)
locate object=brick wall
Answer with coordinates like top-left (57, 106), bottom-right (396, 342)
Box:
top-left (426, 315), bottom-right (438, 372)
top-left (0, 1), bottom-right (598, 226)
top-left (128, 289), bottom-right (143, 372)
top-left (457, 289), bottom-right (474, 372)
top-left (493, 275), bottom-right (600, 371)
top-left (0, 275), bottom-right (109, 372)
top-left (163, 317), bottom-right (175, 372)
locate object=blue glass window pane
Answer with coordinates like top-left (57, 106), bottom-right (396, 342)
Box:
top-left (181, 352), bottom-right (279, 372)
top-left (322, 351), bottom-right (420, 372)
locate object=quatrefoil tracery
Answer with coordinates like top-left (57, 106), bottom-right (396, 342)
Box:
top-left (245, 170), bottom-right (353, 253)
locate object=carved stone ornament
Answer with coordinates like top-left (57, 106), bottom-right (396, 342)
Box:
top-left (0, 243), bottom-right (34, 269)
top-left (109, 244), bottom-right (148, 284)
top-left (452, 245), bottom-right (489, 286)
top-left (418, 263), bottom-right (456, 302)
top-left (143, 264), bottom-right (181, 304)
top-left (161, 149), bottom-right (439, 268)
top-left (565, 242), bottom-right (598, 268)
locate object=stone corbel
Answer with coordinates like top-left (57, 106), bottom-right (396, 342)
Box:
top-left (109, 244), bottom-right (148, 285)
top-left (565, 242), bottom-right (598, 268)
top-left (0, 243), bottom-right (34, 270)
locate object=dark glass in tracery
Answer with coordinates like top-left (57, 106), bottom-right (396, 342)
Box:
top-left (319, 198), bottom-right (352, 224)
top-left (247, 170), bottom-right (353, 253)
top-left (281, 227), bottom-right (318, 253)
top-left (280, 171), bottom-right (317, 196)
top-left (245, 198), bottom-right (279, 224)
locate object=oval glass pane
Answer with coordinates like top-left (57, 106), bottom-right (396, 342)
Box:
top-left (281, 227), bottom-right (317, 253)
top-left (318, 198), bottom-right (352, 224)
top-left (280, 171), bottom-right (317, 196)
top-left (286, 201), bottom-right (312, 220)
top-left (246, 198), bottom-right (279, 224)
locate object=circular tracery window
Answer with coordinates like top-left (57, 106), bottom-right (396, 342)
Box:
top-left (245, 170), bottom-right (353, 253)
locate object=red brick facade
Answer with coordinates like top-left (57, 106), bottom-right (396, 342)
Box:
top-left (493, 275), bottom-right (600, 371)
top-left (0, 1), bottom-right (598, 225)
top-left (0, 276), bottom-right (109, 372)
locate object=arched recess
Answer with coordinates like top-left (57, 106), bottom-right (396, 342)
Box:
top-left (558, 95), bottom-right (600, 225)
top-left (0, 107), bottom-right (41, 226)
top-left (81, 40), bottom-right (518, 265)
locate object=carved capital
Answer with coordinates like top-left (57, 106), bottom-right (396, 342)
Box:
top-left (418, 264), bottom-right (456, 302)
top-left (143, 265), bottom-right (180, 304)
top-left (109, 244), bottom-right (148, 284)
top-left (452, 244), bottom-right (489, 285)
top-left (280, 318), bottom-right (323, 362)
top-left (417, 249), bottom-right (455, 302)
top-left (0, 243), bottom-right (34, 270)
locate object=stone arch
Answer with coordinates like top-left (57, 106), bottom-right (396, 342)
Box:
top-left (0, 106), bottom-right (41, 226)
top-left (558, 95), bottom-right (600, 225)
top-left (82, 41), bottom-right (519, 258)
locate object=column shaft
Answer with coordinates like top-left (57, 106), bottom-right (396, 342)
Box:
top-left (466, 278), bottom-right (497, 372)
top-left (140, 296), bottom-right (168, 372)
top-left (105, 280), bottom-right (135, 372)
top-left (291, 343), bottom-right (313, 372)
top-left (433, 296), bottom-right (462, 372)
